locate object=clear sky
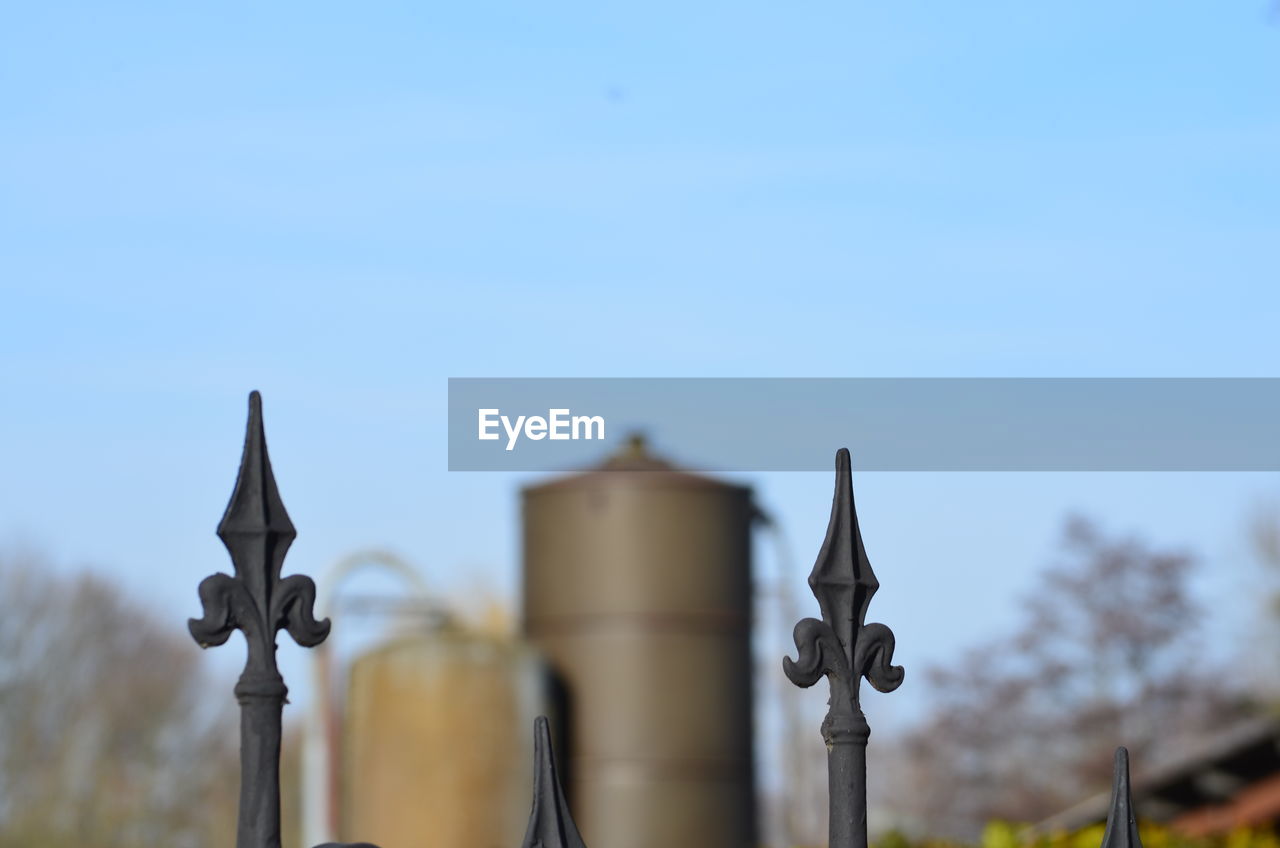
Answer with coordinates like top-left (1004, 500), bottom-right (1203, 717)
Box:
top-left (2, 1), bottom-right (1278, 743)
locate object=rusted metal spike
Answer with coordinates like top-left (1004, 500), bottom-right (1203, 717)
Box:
top-left (1100, 748), bottom-right (1144, 848)
top-left (521, 716), bottom-right (587, 848)
top-left (784, 449), bottom-right (903, 848)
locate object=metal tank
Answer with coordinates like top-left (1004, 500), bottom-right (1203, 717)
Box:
top-left (522, 435), bottom-right (757, 848)
top-left (341, 630), bottom-right (552, 848)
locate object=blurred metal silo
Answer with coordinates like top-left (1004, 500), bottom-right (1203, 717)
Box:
top-left (522, 435), bottom-right (757, 848)
top-left (341, 629), bottom-right (552, 848)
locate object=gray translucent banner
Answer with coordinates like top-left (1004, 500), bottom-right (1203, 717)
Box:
top-left (447, 378), bottom-right (1280, 472)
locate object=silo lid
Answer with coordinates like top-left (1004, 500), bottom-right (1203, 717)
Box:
top-left (523, 432), bottom-right (752, 494)
top-left (597, 433), bottom-right (675, 471)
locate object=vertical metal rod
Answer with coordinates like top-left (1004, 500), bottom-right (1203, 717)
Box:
top-left (302, 551), bottom-right (426, 847)
top-left (824, 706), bottom-right (871, 848)
top-left (236, 674), bottom-right (289, 847)
top-left (302, 645), bottom-right (338, 847)
top-left (785, 449), bottom-right (903, 848)
top-left (189, 392), bottom-right (331, 848)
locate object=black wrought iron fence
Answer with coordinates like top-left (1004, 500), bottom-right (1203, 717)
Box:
top-left (189, 393), bottom-right (1145, 848)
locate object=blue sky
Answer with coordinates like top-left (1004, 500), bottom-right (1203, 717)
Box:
top-left (2, 1), bottom-right (1279, 740)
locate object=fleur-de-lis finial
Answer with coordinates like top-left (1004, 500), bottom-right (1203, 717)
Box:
top-left (784, 448), bottom-right (903, 848)
top-left (189, 391), bottom-right (331, 848)
top-left (521, 717), bottom-right (587, 848)
top-left (1100, 748), bottom-right (1144, 848)
top-left (190, 391), bottom-right (330, 664)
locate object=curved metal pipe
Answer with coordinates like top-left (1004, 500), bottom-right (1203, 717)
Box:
top-left (301, 550), bottom-right (428, 848)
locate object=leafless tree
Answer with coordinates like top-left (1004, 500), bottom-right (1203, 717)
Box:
top-left (882, 517), bottom-right (1248, 839)
top-left (0, 550), bottom-right (239, 848)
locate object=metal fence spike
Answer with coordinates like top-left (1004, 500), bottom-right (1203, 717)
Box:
top-left (1100, 747), bottom-right (1144, 848)
top-left (189, 392), bottom-right (331, 848)
top-left (217, 390), bottom-right (296, 542)
top-left (784, 448), bottom-right (903, 848)
top-left (521, 716), bottom-right (587, 848)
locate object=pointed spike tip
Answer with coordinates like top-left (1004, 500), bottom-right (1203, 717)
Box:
top-left (1099, 745), bottom-right (1143, 848)
top-left (245, 390), bottom-right (263, 437)
top-left (1112, 746), bottom-right (1131, 798)
top-left (1112, 747), bottom-right (1133, 806)
top-left (523, 715), bottom-right (588, 848)
top-left (836, 447), bottom-right (851, 473)
top-left (531, 715), bottom-right (557, 792)
top-left (535, 715), bottom-right (551, 745)
top-left (217, 389), bottom-right (295, 541)
top-left (243, 391), bottom-right (264, 455)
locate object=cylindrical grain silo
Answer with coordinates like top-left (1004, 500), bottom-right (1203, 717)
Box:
top-left (341, 630), bottom-right (553, 848)
top-left (522, 436), bottom-right (757, 848)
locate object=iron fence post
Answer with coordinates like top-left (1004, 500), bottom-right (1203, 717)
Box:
top-left (187, 392), bottom-right (585, 848)
top-left (785, 448), bottom-right (904, 848)
top-left (189, 392), bottom-right (330, 848)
